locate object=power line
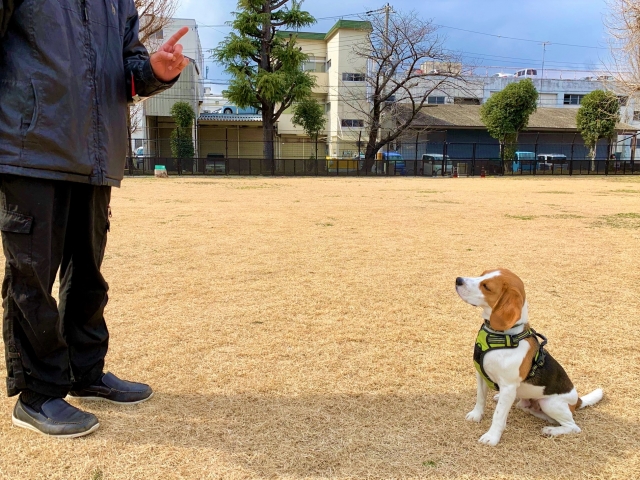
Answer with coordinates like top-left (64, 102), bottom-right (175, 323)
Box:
top-left (195, 14), bottom-right (611, 52)
top-left (433, 23), bottom-right (608, 50)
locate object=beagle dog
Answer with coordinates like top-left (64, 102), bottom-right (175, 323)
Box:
top-left (455, 268), bottom-right (602, 446)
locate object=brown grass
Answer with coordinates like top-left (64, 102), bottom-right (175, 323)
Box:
top-left (1, 176), bottom-right (639, 479)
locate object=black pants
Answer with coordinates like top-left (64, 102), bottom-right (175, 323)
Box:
top-left (1, 175), bottom-right (111, 397)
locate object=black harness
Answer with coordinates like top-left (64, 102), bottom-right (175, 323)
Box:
top-left (473, 320), bottom-right (548, 391)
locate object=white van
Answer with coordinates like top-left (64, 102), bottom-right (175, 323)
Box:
top-left (515, 69), bottom-right (538, 78)
top-left (537, 154), bottom-right (568, 171)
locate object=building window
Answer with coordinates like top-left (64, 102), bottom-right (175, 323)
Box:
top-left (302, 57), bottom-right (326, 73)
top-left (563, 94), bottom-right (585, 105)
top-left (342, 73), bottom-right (365, 82)
top-left (326, 59), bottom-right (331, 71)
top-left (149, 29), bottom-right (164, 40)
top-left (633, 111), bottom-right (640, 121)
top-left (618, 96), bottom-right (629, 106)
top-left (341, 119), bottom-right (364, 127)
top-left (134, 139), bottom-right (143, 148)
top-left (428, 96), bottom-right (446, 104)
top-left (325, 102), bottom-right (331, 113)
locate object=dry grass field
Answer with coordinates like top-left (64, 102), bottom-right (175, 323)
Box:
top-left (1, 175), bottom-right (639, 480)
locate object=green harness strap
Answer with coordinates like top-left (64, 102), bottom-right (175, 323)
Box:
top-left (474, 322), bottom-right (547, 391)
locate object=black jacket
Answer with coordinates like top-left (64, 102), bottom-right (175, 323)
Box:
top-left (0, 0), bottom-right (176, 186)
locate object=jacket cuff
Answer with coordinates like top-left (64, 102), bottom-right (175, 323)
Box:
top-left (134, 60), bottom-right (180, 99)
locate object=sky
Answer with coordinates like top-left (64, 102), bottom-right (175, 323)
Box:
top-left (174, 0), bottom-right (615, 92)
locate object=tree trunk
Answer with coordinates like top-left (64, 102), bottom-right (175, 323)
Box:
top-left (361, 130), bottom-right (379, 173)
top-left (590, 145), bottom-right (596, 172)
top-left (263, 109), bottom-right (275, 174)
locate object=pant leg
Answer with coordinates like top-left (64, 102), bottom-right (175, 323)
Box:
top-left (0, 175), bottom-right (71, 397)
top-left (58, 183), bottom-right (111, 390)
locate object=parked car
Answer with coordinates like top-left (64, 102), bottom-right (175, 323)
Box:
top-left (537, 153), bottom-right (568, 171)
top-left (205, 154), bottom-right (226, 174)
top-left (218, 104), bottom-right (262, 115)
top-left (420, 154), bottom-right (452, 175)
top-left (354, 152), bottom-right (406, 174)
top-left (132, 146), bottom-right (145, 169)
top-left (514, 68), bottom-right (538, 78)
top-left (512, 151), bottom-right (536, 171)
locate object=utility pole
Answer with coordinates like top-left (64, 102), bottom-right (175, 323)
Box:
top-left (383, 3), bottom-right (393, 57)
top-left (540, 41), bottom-right (550, 106)
top-left (541, 41), bottom-right (550, 80)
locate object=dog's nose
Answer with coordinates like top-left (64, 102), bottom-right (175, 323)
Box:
top-left (455, 277), bottom-right (464, 286)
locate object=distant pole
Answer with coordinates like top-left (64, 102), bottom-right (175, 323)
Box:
top-left (384, 3), bottom-right (391, 51)
top-left (541, 41), bottom-right (550, 81)
top-left (382, 3), bottom-right (394, 58)
top-left (539, 41), bottom-right (550, 106)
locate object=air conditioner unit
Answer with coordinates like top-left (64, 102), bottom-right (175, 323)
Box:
top-left (445, 97), bottom-right (454, 104)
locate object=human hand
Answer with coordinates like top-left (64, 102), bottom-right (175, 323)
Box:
top-left (150, 26), bottom-right (190, 82)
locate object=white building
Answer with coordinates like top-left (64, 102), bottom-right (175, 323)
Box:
top-left (275, 20), bottom-right (371, 158)
top-left (131, 18), bottom-right (204, 157)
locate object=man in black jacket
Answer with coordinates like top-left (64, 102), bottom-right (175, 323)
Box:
top-left (0, 0), bottom-right (189, 437)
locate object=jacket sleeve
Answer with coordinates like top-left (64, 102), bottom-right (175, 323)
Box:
top-left (122, 1), bottom-right (179, 103)
top-left (1, 0), bottom-right (22, 38)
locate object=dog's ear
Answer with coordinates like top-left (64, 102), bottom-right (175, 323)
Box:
top-left (489, 286), bottom-right (524, 331)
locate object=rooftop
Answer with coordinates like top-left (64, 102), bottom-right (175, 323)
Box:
top-left (402, 105), bottom-right (637, 132)
top-left (277, 20), bottom-right (372, 42)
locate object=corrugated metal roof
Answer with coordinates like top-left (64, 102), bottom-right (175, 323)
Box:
top-left (199, 113), bottom-right (262, 122)
top-left (403, 105), bottom-right (637, 131)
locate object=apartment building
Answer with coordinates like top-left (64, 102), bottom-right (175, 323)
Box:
top-left (276, 20), bottom-right (371, 158)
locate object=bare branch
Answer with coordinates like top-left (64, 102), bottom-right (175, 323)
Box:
top-left (136, 0), bottom-right (178, 52)
top-left (336, 11), bottom-right (466, 165)
top-left (606, 0), bottom-right (640, 96)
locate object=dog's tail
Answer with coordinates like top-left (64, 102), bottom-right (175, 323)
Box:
top-left (577, 388), bottom-right (603, 409)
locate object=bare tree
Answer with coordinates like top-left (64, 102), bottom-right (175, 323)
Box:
top-left (338, 11), bottom-right (464, 171)
top-left (136, 0), bottom-right (177, 47)
top-left (127, 0), bottom-right (178, 163)
top-left (606, 0), bottom-right (640, 95)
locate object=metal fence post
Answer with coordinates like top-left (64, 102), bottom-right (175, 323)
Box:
top-left (471, 143), bottom-right (476, 177)
top-left (414, 133), bottom-right (419, 176)
top-left (442, 142), bottom-right (447, 177)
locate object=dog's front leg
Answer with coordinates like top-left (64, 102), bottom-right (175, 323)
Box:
top-left (466, 371), bottom-right (488, 422)
top-left (478, 384), bottom-right (517, 446)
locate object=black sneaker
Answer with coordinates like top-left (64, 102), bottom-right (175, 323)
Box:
top-left (68, 372), bottom-right (153, 405)
top-left (12, 397), bottom-right (99, 438)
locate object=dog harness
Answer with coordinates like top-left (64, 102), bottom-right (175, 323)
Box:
top-left (474, 321), bottom-right (548, 391)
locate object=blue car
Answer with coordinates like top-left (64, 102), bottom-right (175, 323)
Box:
top-left (218, 104), bottom-right (262, 115)
top-left (355, 152), bottom-right (406, 174)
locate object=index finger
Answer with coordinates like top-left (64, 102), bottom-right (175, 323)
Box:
top-left (165, 26), bottom-right (189, 47)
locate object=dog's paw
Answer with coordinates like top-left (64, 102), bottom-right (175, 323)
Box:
top-left (478, 431), bottom-right (501, 446)
top-left (542, 425), bottom-right (581, 437)
top-left (465, 410), bottom-right (484, 422)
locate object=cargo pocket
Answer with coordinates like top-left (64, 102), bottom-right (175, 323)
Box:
top-left (0, 209), bottom-right (34, 278)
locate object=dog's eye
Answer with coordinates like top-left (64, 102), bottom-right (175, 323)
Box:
top-left (482, 283), bottom-right (490, 292)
